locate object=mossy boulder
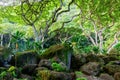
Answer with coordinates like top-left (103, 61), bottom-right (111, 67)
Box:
top-left (71, 54), bottom-right (86, 70)
top-left (86, 54), bottom-right (104, 65)
top-left (40, 44), bottom-right (64, 59)
top-left (80, 62), bottom-right (101, 76)
top-left (0, 46), bottom-right (13, 67)
top-left (40, 44), bottom-right (73, 70)
top-left (15, 50), bottom-right (40, 67)
top-left (36, 70), bottom-right (72, 80)
top-left (104, 61), bottom-right (120, 74)
top-left (114, 72), bottom-right (120, 80)
top-left (38, 59), bottom-right (52, 69)
top-left (99, 73), bottom-right (114, 80)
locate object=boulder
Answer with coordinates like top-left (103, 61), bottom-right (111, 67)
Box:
top-left (38, 59), bottom-right (52, 69)
top-left (71, 54), bottom-right (86, 70)
top-left (40, 44), bottom-right (64, 59)
top-left (86, 54), bottom-right (104, 65)
top-left (104, 61), bottom-right (120, 74)
top-left (15, 50), bottom-right (40, 67)
top-left (80, 62), bottom-right (101, 76)
top-left (75, 72), bottom-right (101, 80)
top-left (36, 70), bottom-right (72, 80)
top-left (114, 72), bottom-right (120, 80)
top-left (22, 64), bottom-right (38, 75)
top-left (0, 46), bottom-right (13, 67)
top-left (99, 73), bottom-right (114, 80)
top-left (20, 74), bottom-right (35, 80)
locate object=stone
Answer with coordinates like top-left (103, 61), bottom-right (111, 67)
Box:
top-left (75, 72), bottom-right (101, 80)
top-left (0, 46), bottom-right (13, 67)
top-left (71, 54), bottom-right (86, 70)
top-left (22, 64), bottom-right (38, 75)
top-left (80, 62), bottom-right (101, 76)
top-left (20, 74), bottom-right (35, 80)
top-left (114, 72), bottom-right (120, 80)
top-left (40, 44), bottom-right (64, 59)
top-left (86, 54), bottom-right (104, 65)
top-left (38, 59), bottom-right (52, 69)
top-left (15, 50), bottom-right (40, 67)
top-left (99, 73), bottom-right (114, 80)
top-left (104, 61), bottom-right (120, 74)
top-left (36, 70), bottom-right (72, 80)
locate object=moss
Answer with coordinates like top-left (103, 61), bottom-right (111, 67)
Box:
top-left (40, 44), bottom-right (64, 59)
top-left (15, 50), bottom-right (39, 67)
top-left (36, 70), bottom-right (50, 80)
top-left (15, 50), bottom-right (36, 56)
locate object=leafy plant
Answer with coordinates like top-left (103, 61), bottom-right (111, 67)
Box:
top-left (51, 62), bottom-right (66, 72)
top-left (0, 71), bottom-right (7, 79)
top-left (114, 43), bottom-right (120, 51)
top-left (76, 77), bottom-right (87, 80)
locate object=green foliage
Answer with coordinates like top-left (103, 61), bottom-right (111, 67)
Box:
top-left (0, 71), bottom-right (7, 79)
top-left (11, 31), bottom-right (25, 42)
top-left (114, 43), bottom-right (120, 51)
top-left (75, 71), bottom-right (83, 75)
top-left (76, 77), bottom-right (87, 80)
top-left (51, 62), bottom-right (66, 72)
top-left (92, 46), bottom-right (99, 54)
top-left (0, 66), bottom-right (17, 79)
top-left (7, 66), bottom-right (16, 72)
top-left (75, 71), bottom-right (87, 80)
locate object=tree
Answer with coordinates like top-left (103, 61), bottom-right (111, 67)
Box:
top-left (15, 0), bottom-right (80, 48)
top-left (74, 0), bottom-right (120, 53)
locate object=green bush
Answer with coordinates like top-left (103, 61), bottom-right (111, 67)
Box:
top-left (76, 77), bottom-right (87, 80)
top-left (51, 62), bottom-right (65, 72)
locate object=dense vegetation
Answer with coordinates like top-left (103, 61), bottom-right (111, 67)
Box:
top-left (0, 0), bottom-right (120, 80)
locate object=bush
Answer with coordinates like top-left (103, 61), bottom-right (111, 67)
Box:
top-left (51, 62), bottom-right (66, 72)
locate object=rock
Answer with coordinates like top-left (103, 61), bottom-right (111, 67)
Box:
top-left (99, 73), bottom-right (114, 80)
top-left (71, 54), bottom-right (86, 70)
top-left (40, 44), bottom-right (64, 59)
top-left (38, 59), bottom-right (52, 69)
top-left (80, 62), bottom-right (101, 76)
top-left (75, 72), bottom-right (101, 80)
top-left (22, 64), bottom-right (37, 75)
top-left (114, 72), bottom-right (120, 80)
top-left (36, 67), bottom-right (48, 71)
top-left (36, 70), bottom-right (72, 80)
top-left (50, 71), bottom-right (72, 80)
top-left (104, 61), bottom-right (120, 74)
top-left (102, 54), bottom-right (119, 64)
top-left (20, 74), bottom-right (35, 80)
top-left (0, 46), bottom-right (13, 67)
top-left (15, 50), bottom-right (40, 67)
top-left (40, 44), bottom-right (73, 70)
top-left (86, 54), bottom-right (104, 65)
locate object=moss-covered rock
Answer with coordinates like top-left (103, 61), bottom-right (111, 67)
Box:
top-left (71, 54), bottom-right (86, 71)
top-left (0, 46), bottom-right (13, 67)
top-left (114, 72), bottom-right (120, 80)
top-left (86, 54), bottom-right (104, 65)
top-left (36, 70), bottom-right (72, 80)
top-left (104, 61), bottom-right (120, 74)
top-left (99, 73), bottom-right (114, 80)
top-left (40, 44), bottom-right (64, 59)
top-left (38, 59), bottom-right (52, 69)
top-left (80, 62), bottom-right (101, 76)
top-left (40, 44), bottom-right (73, 70)
top-left (15, 50), bottom-right (40, 67)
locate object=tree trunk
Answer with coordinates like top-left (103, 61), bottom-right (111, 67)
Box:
top-left (31, 24), bottom-right (39, 42)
